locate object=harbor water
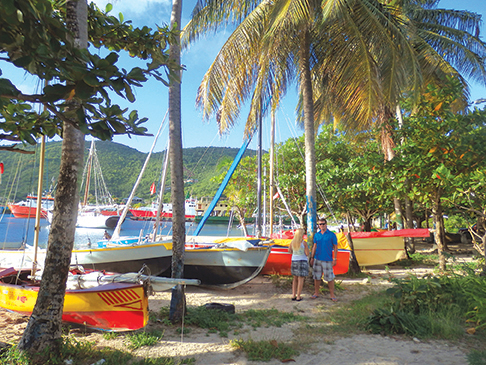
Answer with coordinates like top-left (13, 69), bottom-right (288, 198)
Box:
top-left (0, 214), bottom-right (246, 250)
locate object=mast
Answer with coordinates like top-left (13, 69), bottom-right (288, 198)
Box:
top-left (152, 137), bottom-right (170, 241)
top-left (112, 111), bottom-right (168, 240)
top-left (269, 111), bottom-right (275, 236)
top-left (193, 136), bottom-right (253, 236)
top-left (82, 139), bottom-right (95, 206)
top-left (255, 106), bottom-right (263, 238)
top-left (32, 135), bottom-right (46, 276)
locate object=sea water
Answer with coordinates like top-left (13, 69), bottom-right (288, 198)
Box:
top-left (0, 214), bottom-right (246, 250)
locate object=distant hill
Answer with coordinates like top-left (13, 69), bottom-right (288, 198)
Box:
top-left (0, 140), bottom-right (257, 204)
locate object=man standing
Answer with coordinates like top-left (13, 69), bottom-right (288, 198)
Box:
top-left (310, 218), bottom-right (338, 301)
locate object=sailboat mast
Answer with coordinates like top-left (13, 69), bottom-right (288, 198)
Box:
top-left (269, 111), bottom-right (275, 236)
top-left (111, 111), bottom-right (168, 240)
top-left (83, 139), bottom-right (95, 206)
top-left (255, 107), bottom-right (263, 238)
top-left (152, 138), bottom-right (170, 241)
top-left (32, 135), bottom-right (46, 276)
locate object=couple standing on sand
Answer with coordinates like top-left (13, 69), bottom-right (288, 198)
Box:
top-left (288, 217), bottom-right (338, 302)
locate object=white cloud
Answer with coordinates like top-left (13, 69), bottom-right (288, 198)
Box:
top-left (90, 0), bottom-right (171, 15)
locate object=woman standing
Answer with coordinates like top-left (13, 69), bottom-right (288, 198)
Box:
top-left (289, 228), bottom-right (309, 301)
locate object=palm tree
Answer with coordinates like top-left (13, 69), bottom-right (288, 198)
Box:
top-left (18, 0), bottom-right (87, 354)
top-left (168, 0), bottom-right (186, 324)
top-left (185, 0), bottom-right (486, 248)
top-left (183, 0), bottom-right (425, 241)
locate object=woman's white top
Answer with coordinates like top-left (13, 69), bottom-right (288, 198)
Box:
top-left (291, 241), bottom-right (307, 261)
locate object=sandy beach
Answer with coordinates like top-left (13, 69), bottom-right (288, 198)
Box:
top-left (0, 262), bottom-right (473, 364)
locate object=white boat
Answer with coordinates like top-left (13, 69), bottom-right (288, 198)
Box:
top-left (0, 239), bottom-right (173, 276)
top-left (75, 139), bottom-right (123, 229)
top-left (159, 236), bottom-right (272, 289)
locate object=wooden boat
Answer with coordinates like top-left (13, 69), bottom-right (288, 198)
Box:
top-left (0, 240), bottom-right (173, 276)
top-left (159, 236), bottom-right (271, 289)
top-left (0, 267), bottom-right (149, 331)
top-left (7, 195), bottom-right (54, 218)
top-left (0, 267), bottom-right (200, 331)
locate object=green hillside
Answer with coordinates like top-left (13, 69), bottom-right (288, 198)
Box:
top-left (0, 140), bottom-right (256, 205)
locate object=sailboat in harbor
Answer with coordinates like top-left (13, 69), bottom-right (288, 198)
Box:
top-left (1, 138), bottom-right (198, 331)
top-left (45, 139), bottom-right (123, 229)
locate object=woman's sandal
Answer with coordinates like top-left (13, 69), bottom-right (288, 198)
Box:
top-left (296, 297), bottom-right (302, 301)
top-left (291, 297), bottom-right (297, 301)
top-left (311, 295), bottom-right (319, 299)
top-left (330, 297), bottom-right (338, 302)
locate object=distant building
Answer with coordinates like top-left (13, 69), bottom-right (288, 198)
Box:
top-left (123, 196), bottom-right (144, 204)
top-left (196, 197), bottom-right (230, 217)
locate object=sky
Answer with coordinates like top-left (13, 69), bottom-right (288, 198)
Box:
top-left (4, 0), bottom-right (486, 153)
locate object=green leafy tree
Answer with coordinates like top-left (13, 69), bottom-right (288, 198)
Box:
top-left (214, 156), bottom-right (258, 235)
top-left (448, 168), bottom-right (486, 274)
top-left (0, 0), bottom-right (177, 356)
top-left (390, 78), bottom-right (486, 270)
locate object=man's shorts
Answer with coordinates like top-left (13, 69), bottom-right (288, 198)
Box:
top-left (312, 259), bottom-right (335, 282)
top-left (291, 260), bottom-right (309, 277)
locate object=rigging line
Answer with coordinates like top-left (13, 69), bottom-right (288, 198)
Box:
top-left (189, 131), bottom-right (221, 176)
top-left (278, 110), bottom-right (337, 221)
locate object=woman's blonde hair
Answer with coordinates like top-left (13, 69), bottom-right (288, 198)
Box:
top-left (290, 228), bottom-right (305, 251)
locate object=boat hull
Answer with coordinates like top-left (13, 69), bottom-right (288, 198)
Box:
top-left (352, 236), bottom-right (406, 266)
top-left (7, 204), bottom-right (47, 219)
top-left (0, 270), bottom-right (148, 331)
top-left (160, 238), bottom-right (271, 289)
top-left (76, 214), bottom-right (121, 229)
top-left (1, 242), bottom-right (173, 277)
top-left (261, 245), bottom-right (350, 276)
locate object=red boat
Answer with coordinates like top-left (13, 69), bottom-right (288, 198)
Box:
top-left (262, 228), bottom-right (431, 274)
top-left (261, 239), bottom-right (350, 276)
top-left (129, 198), bottom-right (196, 220)
top-left (7, 195), bottom-right (54, 218)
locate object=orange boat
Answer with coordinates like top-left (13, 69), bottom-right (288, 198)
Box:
top-left (262, 228), bottom-right (431, 274)
top-left (7, 195), bottom-right (54, 218)
top-left (261, 239), bottom-right (350, 276)
top-left (0, 267), bottom-right (149, 331)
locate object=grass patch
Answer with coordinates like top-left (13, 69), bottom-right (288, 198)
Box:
top-left (393, 252), bottom-right (439, 267)
top-left (102, 332), bottom-right (119, 340)
top-left (231, 338), bottom-right (298, 362)
top-left (127, 330), bottom-right (164, 350)
top-left (468, 349), bottom-right (486, 365)
top-left (158, 305), bottom-right (308, 337)
top-left (0, 335), bottom-right (194, 365)
top-left (365, 271), bottom-right (486, 340)
top-left (268, 274), bottom-right (293, 289)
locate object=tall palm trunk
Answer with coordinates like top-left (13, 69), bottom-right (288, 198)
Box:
top-left (18, 0), bottom-right (87, 354)
top-left (300, 30), bottom-right (317, 244)
top-left (168, 0), bottom-right (186, 324)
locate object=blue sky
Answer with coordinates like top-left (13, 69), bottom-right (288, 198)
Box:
top-left (4, 0), bottom-right (486, 153)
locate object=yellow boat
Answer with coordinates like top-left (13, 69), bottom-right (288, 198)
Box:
top-left (0, 267), bottom-right (149, 331)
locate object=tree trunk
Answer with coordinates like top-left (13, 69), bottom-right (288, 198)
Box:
top-left (300, 30), bottom-right (317, 244)
top-left (17, 0), bottom-right (87, 355)
top-left (404, 186), bottom-right (415, 253)
top-left (236, 208), bottom-right (248, 236)
top-left (346, 233), bottom-right (361, 274)
top-left (168, 0), bottom-right (186, 324)
top-left (432, 193), bottom-right (446, 271)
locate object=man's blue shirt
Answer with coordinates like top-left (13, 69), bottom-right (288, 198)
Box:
top-left (313, 229), bottom-right (337, 261)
